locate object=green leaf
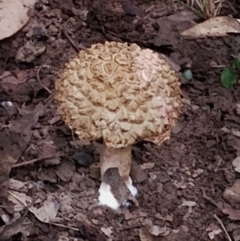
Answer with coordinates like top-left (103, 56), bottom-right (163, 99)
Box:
top-left (232, 58), bottom-right (240, 70)
top-left (221, 67), bottom-right (237, 89)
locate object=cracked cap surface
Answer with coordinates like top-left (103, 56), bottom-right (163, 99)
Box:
top-left (55, 41), bottom-right (181, 148)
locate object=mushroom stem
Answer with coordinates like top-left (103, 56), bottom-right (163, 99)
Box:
top-left (100, 144), bottom-right (131, 182)
top-left (98, 144), bottom-right (137, 209)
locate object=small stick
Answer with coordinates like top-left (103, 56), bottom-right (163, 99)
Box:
top-left (118, 224), bottom-right (143, 231)
top-left (201, 188), bottom-right (222, 209)
top-left (48, 222), bottom-right (79, 231)
top-left (0, 196), bottom-right (37, 237)
top-left (213, 214), bottom-right (232, 241)
top-left (12, 156), bottom-right (60, 168)
top-left (36, 66), bottom-right (53, 94)
top-left (62, 28), bottom-right (80, 53)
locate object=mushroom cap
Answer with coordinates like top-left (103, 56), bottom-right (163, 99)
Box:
top-left (55, 41), bottom-right (181, 148)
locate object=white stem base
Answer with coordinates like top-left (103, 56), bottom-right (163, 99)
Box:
top-left (98, 177), bottom-right (137, 210)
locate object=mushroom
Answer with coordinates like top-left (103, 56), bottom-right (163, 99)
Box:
top-left (55, 41), bottom-right (181, 209)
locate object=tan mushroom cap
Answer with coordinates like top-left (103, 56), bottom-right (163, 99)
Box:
top-left (55, 41), bottom-right (181, 148)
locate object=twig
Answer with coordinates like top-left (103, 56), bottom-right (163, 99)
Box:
top-left (118, 224), bottom-right (143, 231)
top-left (12, 156), bottom-right (60, 168)
top-left (36, 66), bottom-right (53, 94)
top-left (0, 197), bottom-right (37, 237)
top-left (62, 28), bottom-right (81, 53)
top-left (48, 222), bottom-right (79, 231)
top-left (213, 214), bottom-right (232, 241)
top-left (201, 188), bottom-right (222, 209)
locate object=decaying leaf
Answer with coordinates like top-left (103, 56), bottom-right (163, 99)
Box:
top-left (0, 105), bottom-right (43, 198)
top-left (15, 41), bottom-right (46, 63)
top-left (0, 0), bottom-right (36, 40)
top-left (30, 194), bottom-right (60, 223)
top-left (221, 203), bottom-right (240, 221)
top-left (8, 190), bottom-right (33, 212)
top-left (139, 228), bottom-right (155, 241)
top-left (206, 223), bottom-right (222, 240)
top-left (139, 223), bottom-right (181, 241)
top-left (0, 70), bottom-right (35, 85)
top-left (101, 227), bottom-right (113, 238)
top-left (233, 228), bottom-right (240, 241)
top-left (232, 157), bottom-right (240, 173)
top-left (140, 162), bottom-right (155, 170)
top-left (181, 200), bottom-right (197, 220)
top-left (143, 219), bottom-right (170, 237)
top-left (181, 16), bottom-right (240, 39)
top-left (181, 200), bottom-right (197, 207)
top-left (223, 179), bottom-right (240, 209)
top-left (131, 160), bottom-right (148, 183)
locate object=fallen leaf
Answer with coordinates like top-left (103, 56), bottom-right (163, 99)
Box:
top-left (232, 157), bottom-right (240, 173)
top-left (30, 194), bottom-right (60, 223)
top-left (143, 219), bottom-right (170, 236)
top-left (0, 0), bottom-right (36, 40)
top-left (8, 190), bottom-right (33, 212)
top-left (139, 228), bottom-right (154, 241)
top-left (0, 70), bottom-right (35, 85)
top-left (233, 228), bottom-right (240, 241)
top-left (56, 159), bottom-right (76, 182)
top-left (223, 179), bottom-right (240, 209)
top-left (192, 168), bottom-right (204, 178)
top-left (58, 236), bottom-right (70, 241)
top-left (181, 16), bottom-right (240, 39)
top-left (206, 223), bottom-right (222, 240)
top-left (139, 224), bottom-right (181, 241)
top-left (173, 180), bottom-right (187, 189)
top-left (101, 227), bottom-right (113, 238)
top-left (78, 222), bottom-right (107, 241)
top-left (131, 160), bottom-right (148, 183)
top-left (121, 2), bottom-right (144, 16)
top-left (15, 41), bottom-right (46, 63)
top-left (0, 211), bottom-right (32, 240)
top-left (89, 162), bottom-right (101, 180)
top-left (181, 200), bottom-right (197, 207)
top-left (140, 162), bottom-right (155, 170)
top-left (181, 200), bottom-right (196, 220)
top-left (0, 104), bottom-right (43, 198)
top-left (153, 10), bottom-right (196, 48)
top-left (221, 203), bottom-right (240, 220)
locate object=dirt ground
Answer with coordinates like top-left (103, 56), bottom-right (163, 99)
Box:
top-left (1, 0), bottom-right (240, 241)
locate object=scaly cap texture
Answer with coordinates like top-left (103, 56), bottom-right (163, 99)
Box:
top-left (55, 41), bottom-right (181, 148)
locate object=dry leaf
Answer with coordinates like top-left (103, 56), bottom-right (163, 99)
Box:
top-left (192, 168), bottom-right (204, 178)
top-left (30, 194), bottom-right (60, 223)
top-left (181, 16), bottom-right (240, 39)
top-left (206, 223), bottom-right (222, 240)
top-left (143, 219), bottom-right (170, 236)
top-left (181, 200), bottom-right (197, 207)
top-left (139, 228), bottom-right (154, 241)
top-left (232, 157), bottom-right (240, 173)
top-left (140, 162), bottom-right (155, 170)
top-left (101, 227), bottom-right (113, 238)
top-left (222, 203), bottom-right (240, 221)
top-left (131, 160), bottom-right (148, 183)
top-left (0, 0), bottom-right (36, 40)
top-left (8, 190), bottom-right (33, 212)
top-left (233, 228), bottom-right (240, 241)
top-left (181, 200), bottom-right (196, 220)
top-left (0, 105), bottom-right (42, 198)
top-left (223, 179), bottom-right (240, 209)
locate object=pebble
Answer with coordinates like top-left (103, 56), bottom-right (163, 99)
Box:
top-left (183, 69), bottom-right (193, 80)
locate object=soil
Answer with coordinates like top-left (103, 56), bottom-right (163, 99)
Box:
top-left (1, 0), bottom-right (240, 241)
